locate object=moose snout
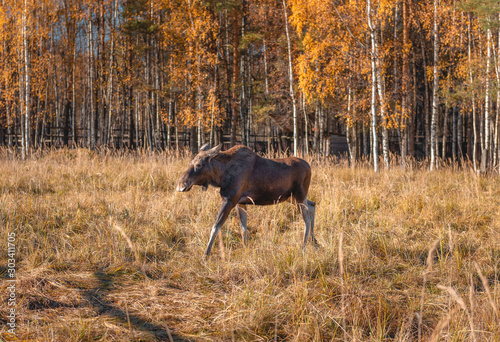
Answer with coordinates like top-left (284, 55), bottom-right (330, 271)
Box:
top-left (176, 174), bottom-right (192, 192)
top-left (176, 182), bottom-right (190, 192)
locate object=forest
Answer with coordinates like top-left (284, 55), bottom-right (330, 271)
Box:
top-left (1, 0), bottom-right (500, 172)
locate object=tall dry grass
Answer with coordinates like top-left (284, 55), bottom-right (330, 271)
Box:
top-left (0, 148), bottom-right (499, 341)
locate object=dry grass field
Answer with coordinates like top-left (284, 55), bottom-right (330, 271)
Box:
top-left (0, 148), bottom-right (499, 341)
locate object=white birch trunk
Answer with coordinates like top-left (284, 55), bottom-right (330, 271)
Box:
top-left (442, 75), bottom-right (451, 159)
top-left (106, 0), bottom-right (117, 146)
top-left (19, 46), bottom-right (25, 154)
top-left (375, 42), bottom-right (389, 169)
top-left (72, 39), bottom-right (76, 146)
top-left (314, 100), bottom-right (319, 153)
top-left (88, 18), bottom-right (95, 148)
top-left (23, 0), bottom-right (30, 157)
top-left (367, 0), bottom-right (378, 172)
top-left (421, 40), bottom-right (430, 158)
top-left (468, 15), bottom-right (477, 172)
top-left (319, 105), bottom-right (324, 154)
top-left (401, 0), bottom-right (409, 168)
top-left (430, 0), bottom-right (439, 171)
top-left (497, 15), bottom-right (500, 174)
top-left (263, 39), bottom-right (272, 153)
top-left (346, 86), bottom-right (355, 166)
top-left (302, 93), bottom-right (309, 155)
top-left (167, 56), bottom-right (173, 149)
top-left (481, 28), bottom-right (492, 172)
top-left (283, 0), bottom-right (297, 156)
top-left (263, 39), bottom-right (269, 97)
top-left (496, 17), bottom-right (500, 171)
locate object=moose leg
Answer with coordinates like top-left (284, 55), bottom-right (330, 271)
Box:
top-left (306, 199), bottom-right (318, 246)
top-left (236, 204), bottom-right (248, 247)
top-left (205, 200), bottom-right (235, 257)
top-left (298, 199), bottom-right (317, 249)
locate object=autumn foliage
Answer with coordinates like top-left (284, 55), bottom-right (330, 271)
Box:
top-left (1, 0), bottom-right (500, 171)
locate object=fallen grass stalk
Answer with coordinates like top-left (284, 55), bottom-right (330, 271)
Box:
top-left (338, 229), bottom-right (349, 340)
top-left (474, 261), bottom-right (499, 318)
top-left (429, 307), bottom-right (459, 342)
top-left (418, 238), bottom-right (440, 342)
top-left (437, 284), bottom-right (476, 342)
top-left (113, 221), bottom-right (140, 263)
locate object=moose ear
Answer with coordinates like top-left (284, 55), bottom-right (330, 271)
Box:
top-left (207, 144), bottom-right (222, 156)
top-left (199, 143), bottom-right (211, 152)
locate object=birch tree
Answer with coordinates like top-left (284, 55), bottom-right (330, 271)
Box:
top-left (367, 0), bottom-right (379, 172)
top-left (283, 0), bottom-right (298, 156)
top-left (430, 0), bottom-right (439, 171)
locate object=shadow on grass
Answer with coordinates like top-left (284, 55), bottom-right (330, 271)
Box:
top-left (82, 270), bottom-right (192, 342)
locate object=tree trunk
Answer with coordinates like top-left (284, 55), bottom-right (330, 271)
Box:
top-left (319, 104), bottom-right (324, 154)
top-left (409, 50), bottom-right (417, 158)
top-left (430, 0), bottom-right (439, 171)
top-left (468, 14), bottom-right (477, 171)
top-left (263, 38), bottom-right (271, 153)
top-left (481, 28), bottom-right (492, 172)
top-left (88, 18), bottom-right (95, 148)
top-left (452, 107), bottom-right (457, 161)
top-left (106, 0), bottom-right (117, 146)
top-left (421, 38), bottom-right (430, 159)
top-left (495, 20), bottom-right (500, 168)
top-left (240, 46), bottom-right (247, 146)
top-left (375, 43), bottom-right (389, 169)
top-left (63, 100), bottom-right (71, 146)
top-left (283, 0), bottom-right (298, 156)
top-left (401, 0), bottom-right (409, 167)
top-left (346, 86), bottom-right (355, 166)
top-left (458, 110), bottom-right (463, 160)
top-left (314, 100), bottom-right (319, 153)
top-left (230, 9), bottom-right (241, 147)
top-left (363, 121), bottom-right (368, 157)
top-left (22, 0), bottom-right (30, 157)
top-left (135, 91), bottom-right (140, 148)
top-left (72, 39), bottom-right (77, 147)
top-left (302, 93), bottom-right (309, 155)
top-left (497, 16), bottom-right (500, 175)
top-left (442, 75), bottom-right (451, 159)
top-left (368, 0), bottom-right (378, 172)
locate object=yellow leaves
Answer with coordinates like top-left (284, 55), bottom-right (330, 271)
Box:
top-left (162, 0), bottom-right (217, 45)
top-left (0, 5), bottom-right (6, 30)
top-left (384, 103), bottom-right (408, 130)
top-left (178, 107), bottom-right (197, 128)
top-left (176, 89), bottom-right (223, 129)
top-left (161, 0), bottom-right (221, 129)
top-left (289, 0), bottom-right (310, 36)
top-left (376, 0), bottom-right (398, 20)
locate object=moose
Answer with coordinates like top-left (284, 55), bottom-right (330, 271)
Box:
top-left (176, 143), bottom-right (317, 257)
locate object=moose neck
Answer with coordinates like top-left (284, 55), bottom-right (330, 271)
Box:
top-left (207, 155), bottom-right (229, 188)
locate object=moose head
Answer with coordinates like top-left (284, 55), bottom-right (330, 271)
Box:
top-left (176, 143), bottom-right (222, 193)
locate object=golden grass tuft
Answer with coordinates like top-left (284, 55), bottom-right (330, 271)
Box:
top-left (0, 149), bottom-right (499, 341)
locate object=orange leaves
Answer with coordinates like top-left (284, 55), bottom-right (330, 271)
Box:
top-left (289, 0), bottom-right (419, 131)
top-left (160, 0), bottom-right (220, 129)
top-left (176, 87), bottom-right (223, 130)
top-left (291, 0), bottom-right (368, 109)
top-left (161, 0), bottom-right (217, 47)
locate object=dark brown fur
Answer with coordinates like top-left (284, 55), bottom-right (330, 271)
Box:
top-left (177, 144), bottom-right (317, 256)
